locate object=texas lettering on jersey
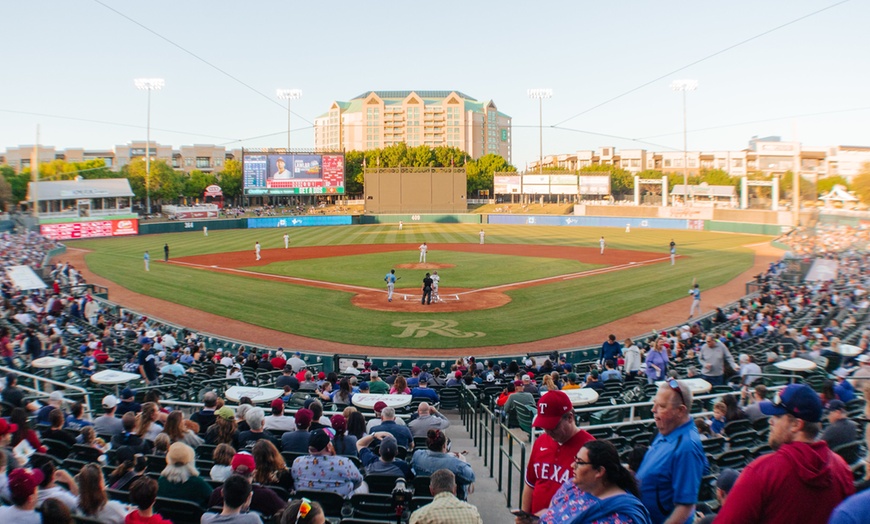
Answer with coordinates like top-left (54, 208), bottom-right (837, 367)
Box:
top-left (531, 461), bottom-right (572, 485)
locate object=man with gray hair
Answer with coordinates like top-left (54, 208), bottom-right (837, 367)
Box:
top-left (237, 407), bottom-right (280, 449)
top-left (636, 379), bottom-right (707, 524)
top-left (190, 391), bottom-right (218, 432)
top-left (369, 406), bottom-right (413, 448)
top-left (698, 334), bottom-right (737, 386)
top-left (408, 402), bottom-right (450, 438)
top-left (409, 469), bottom-right (482, 524)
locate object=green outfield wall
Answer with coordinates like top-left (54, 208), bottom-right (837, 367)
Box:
top-left (138, 218), bottom-right (248, 235)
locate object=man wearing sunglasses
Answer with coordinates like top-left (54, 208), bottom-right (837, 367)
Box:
top-left (636, 379), bottom-right (707, 524)
top-left (714, 384), bottom-right (854, 524)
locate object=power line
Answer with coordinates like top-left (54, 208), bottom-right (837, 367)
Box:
top-left (550, 126), bottom-right (681, 151)
top-left (553, 0), bottom-right (851, 127)
top-left (92, 0), bottom-right (314, 126)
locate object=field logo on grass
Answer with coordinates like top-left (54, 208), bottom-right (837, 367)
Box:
top-left (391, 319), bottom-right (485, 339)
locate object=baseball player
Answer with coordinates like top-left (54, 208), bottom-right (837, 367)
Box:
top-left (384, 269), bottom-right (399, 302)
top-left (143, 251), bottom-right (150, 272)
top-left (203, 226), bottom-right (208, 236)
top-left (688, 283), bottom-right (701, 319)
top-left (599, 236), bottom-right (605, 255)
top-left (255, 241), bottom-right (261, 261)
top-left (419, 242), bottom-right (428, 263)
top-left (431, 271), bottom-right (441, 302)
top-left (398, 221), bottom-right (403, 231)
top-left (625, 223), bottom-right (631, 233)
top-left (283, 233), bottom-right (290, 249)
top-left (479, 229), bottom-right (485, 245)
top-left (670, 239), bottom-right (676, 265)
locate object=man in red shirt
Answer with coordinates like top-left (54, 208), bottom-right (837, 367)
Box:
top-left (516, 390), bottom-right (594, 522)
top-left (270, 351), bottom-right (287, 371)
top-left (715, 383), bottom-right (854, 524)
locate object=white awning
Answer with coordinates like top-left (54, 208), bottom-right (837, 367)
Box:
top-left (6, 265), bottom-right (47, 290)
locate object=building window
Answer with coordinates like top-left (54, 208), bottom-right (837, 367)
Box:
top-left (196, 157), bottom-right (211, 169)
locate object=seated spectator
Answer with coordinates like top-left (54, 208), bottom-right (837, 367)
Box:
top-left (205, 406), bottom-right (239, 447)
top-left (252, 440), bottom-right (294, 491)
top-left (0, 468), bottom-right (43, 523)
top-left (741, 385), bottom-right (769, 423)
top-left (281, 409), bottom-right (314, 453)
top-left (410, 429), bottom-right (475, 500)
top-left (600, 359), bottom-right (623, 382)
top-left (159, 356), bottom-right (185, 377)
top-left (329, 414), bottom-right (357, 457)
top-left (390, 375), bottom-right (411, 395)
top-left (35, 391), bottom-right (66, 426)
top-left (408, 469), bottom-right (482, 524)
top-left (307, 401), bottom-right (331, 431)
top-left (710, 402), bottom-right (727, 436)
top-left (369, 370), bottom-right (390, 393)
top-left (445, 371), bottom-right (463, 387)
top-left (408, 402), bottom-right (450, 438)
top-left (64, 402), bottom-right (93, 431)
top-left (331, 378), bottom-right (353, 406)
top-left (695, 418), bottom-right (713, 440)
top-left (78, 426), bottom-right (110, 456)
top-left (2, 374), bottom-right (38, 412)
top-left (503, 383), bottom-right (535, 428)
top-left (821, 400), bottom-right (858, 450)
top-left (210, 443), bottom-right (235, 482)
top-left (722, 394), bottom-right (746, 424)
top-left (264, 399), bottom-right (296, 432)
top-left (496, 382), bottom-right (517, 408)
top-left (202, 474), bottom-right (263, 524)
top-left (583, 370), bottom-right (606, 392)
top-left (125, 476), bottom-right (172, 524)
top-left (280, 498), bottom-right (325, 524)
top-left (207, 452), bottom-right (286, 519)
top-left (356, 433), bottom-right (413, 479)
top-left (75, 463), bottom-right (127, 524)
top-left (410, 379), bottom-right (439, 403)
top-left (190, 391), bottom-right (218, 433)
top-left (561, 373), bottom-right (581, 390)
top-left (739, 354), bottom-right (762, 386)
top-left (365, 401), bottom-right (408, 433)
top-left (697, 468), bottom-right (740, 523)
top-left (42, 408), bottom-right (77, 447)
top-left (42, 497), bottom-right (73, 524)
top-left (521, 374), bottom-right (539, 395)
top-left (290, 429), bottom-right (362, 498)
top-left (108, 447), bottom-right (147, 491)
top-left (157, 442), bottom-right (212, 508)
top-left (153, 433), bottom-right (170, 455)
top-left (10, 408), bottom-right (46, 453)
top-left (833, 370), bottom-right (856, 403)
top-left (36, 460), bottom-right (78, 510)
top-left (94, 395), bottom-right (124, 437)
top-left (136, 403), bottom-right (164, 442)
top-left (112, 412), bottom-right (148, 452)
top-left (275, 365), bottom-right (300, 391)
top-left (238, 408), bottom-right (280, 450)
top-left (162, 411), bottom-right (203, 447)
top-left (116, 388), bottom-right (141, 416)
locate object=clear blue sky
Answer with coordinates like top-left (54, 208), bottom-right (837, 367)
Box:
top-left (2, 0), bottom-right (866, 169)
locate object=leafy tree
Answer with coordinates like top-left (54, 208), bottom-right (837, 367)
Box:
top-left (816, 175), bottom-right (849, 195)
top-left (851, 163), bottom-right (870, 204)
top-left (120, 159), bottom-right (181, 205)
top-left (698, 168), bottom-right (738, 187)
top-left (778, 171), bottom-right (815, 202)
top-left (344, 151), bottom-right (364, 195)
top-left (183, 170), bottom-right (218, 200)
top-left (38, 159), bottom-right (114, 180)
top-left (0, 171), bottom-right (12, 211)
top-left (217, 159), bottom-right (243, 204)
top-left (466, 153), bottom-right (515, 195)
top-left (3, 166), bottom-right (31, 204)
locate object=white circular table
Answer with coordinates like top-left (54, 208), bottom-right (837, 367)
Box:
top-left (774, 358), bottom-right (818, 372)
top-left (562, 388), bottom-right (599, 406)
top-left (351, 394), bottom-right (412, 410)
top-left (835, 344), bottom-right (863, 357)
top-left (656, 378), bottom-right (712, 395)
top-left (224, 386), bottom-right (284, 404)
top-left (32, 357), bottom-right (73, 369)
top-left (91, 370), bottom-right (141, 395)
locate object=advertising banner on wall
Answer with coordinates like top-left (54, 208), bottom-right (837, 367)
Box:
top-left (40, 218), bottom-right (139, 240)
top-left (578, 176), bottom-right (611, 195)
top-left (522, 175), bottom-right (549, 185)
top-left (494, 175), bottom-right (522, 194)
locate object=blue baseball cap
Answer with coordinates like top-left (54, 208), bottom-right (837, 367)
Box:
top-left (759, 384), bottom-right (822, 422)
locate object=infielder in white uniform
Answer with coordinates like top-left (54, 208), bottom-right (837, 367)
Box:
top-left (599, 236), bottom-right (606, 255)
top-left (688, 283), bottom-right (701, 319)
top-left (283, 233), bottom-right (290, 249)
top-left (431, 271), bottom-right (440, 302)
top-left (419, 242), bottom-right (428, 263)
top-left (479, 230), bottom-right (485, 245)
top-left (255, 241), bottom-right (261, 261)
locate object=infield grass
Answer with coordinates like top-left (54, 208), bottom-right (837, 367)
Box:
top-left (71, 224), bottom-right (766, 349)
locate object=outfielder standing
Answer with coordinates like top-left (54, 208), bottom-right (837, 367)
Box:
top-left (599, 236), bottom-right (605, 255)
top-left (144, 251), bottom-right (150, 272)
top-left (283, 233), bottom-right (290, 249)
top-left (255, 241), bottom-right (261, 261)
top-left (419, 242), bottom-right (428, 263)
top-left (385, 269), bottom-right (399, 302)
top-left (203, 226), bottom-right (208, 236)
top-left (670, 239), bottom-right (676, 265)
top-left (479, 229), bottom-right (485, 245)
top-left (688, 283), bottom-right (701, 319)
top-left (431, 271), bottom-right (440, 302)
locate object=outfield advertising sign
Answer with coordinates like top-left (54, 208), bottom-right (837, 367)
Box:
top-left (243, 151), bottom-right (345, 195)
top-left (494, 175), bottom-right (521, 194)
top-left (40, 218), bottom-right (139, 240)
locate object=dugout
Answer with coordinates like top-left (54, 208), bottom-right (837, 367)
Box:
top-left (364, 167), bottom-right (467, 214)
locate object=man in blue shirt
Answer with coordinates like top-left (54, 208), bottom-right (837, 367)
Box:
top-left (410, 380), bottom-right (439, 404)
top-left (385, 269), bottom-right (398, 302)
top-left (370, 406), bottom-right (413, 449)
top-left (636, 379), bottom-right (707, 524)
top-left (599, 334), bottom-right (622, 366)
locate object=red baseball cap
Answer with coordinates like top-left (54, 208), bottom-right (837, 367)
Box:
top-left (373, 401), bottom-right (388, 413)
top-left (533, 391), bottom-right (574, 430)
top-left (231, 452), bottom-right (256, 473)
top-left (0, 418), bottom-right (18, 436)
top-left (270, 398), bottom-right (285, 410)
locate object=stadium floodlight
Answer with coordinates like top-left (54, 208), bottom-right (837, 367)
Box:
top-left (671, 79), bottom-right (698, 206)
top-left (527, 89), bottom-right (553, 175)
top-left (134, 78), bottom-right (165, 215)
top-left (277, 89), bottom-right (303, 150)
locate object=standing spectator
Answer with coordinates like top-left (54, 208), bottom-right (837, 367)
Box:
top-left (599, 334), bottom-right (622, 366)
top-left (409, 469), bottom-right (482, 524)
top-left (623, 338), bottom-right (642, 379)
top-left (137, 339), bottom-right (159, 386)
top-left (829, 489), bottom-right (870, 524)
top-left (715, 384), bottom-right (854, 523)
top-left (636, 380), bottom-right (707, 524)
top-left (125, 476), bottom-right (172, 524)
top-left (408, 402), bottom-right (450, 438)
top-left (519, 391), bottom-right (595, 516)
top-left (698, 334), bottom-right (736, 386)
top-left (644, 340), bottom-right (669, 384)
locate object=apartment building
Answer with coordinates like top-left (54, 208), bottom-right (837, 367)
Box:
top-left (314, 90), bottom-right (511, 162)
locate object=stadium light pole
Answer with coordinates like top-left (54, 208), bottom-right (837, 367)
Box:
top-left (671, 79), bottom-right (697, 206)
top-left (276, 89), bottom-right (303, 150)
top-left (134, 78), bottom-right (164, 215)
top-left (527, 88), bottom-right (552, 175)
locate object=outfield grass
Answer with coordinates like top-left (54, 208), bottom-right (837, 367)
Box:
top-left (71, 224), bottom-right (765, 349)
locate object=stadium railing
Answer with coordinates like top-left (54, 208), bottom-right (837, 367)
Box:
top-left (0, 365), bottom-right (93, 413)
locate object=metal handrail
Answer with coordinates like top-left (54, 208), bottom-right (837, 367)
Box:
top-left (0, 365), bottom-right (93, 413)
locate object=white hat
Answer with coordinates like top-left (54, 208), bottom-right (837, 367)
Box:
top-left (102, 395), bottom-right (119, 409)
top-left (856, 354), bottom-right (870, 363)
top-left (146, 330), bottom-right (157, 338)
top-left (157, 351), bottom-right (166, 358)
top-left (49, 391), bottom-right (64, 403)
top-left (834, 368), bottom-right (850, 379)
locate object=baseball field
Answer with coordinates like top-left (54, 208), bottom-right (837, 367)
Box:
top-left (66, 223), bottom-right (769, 351)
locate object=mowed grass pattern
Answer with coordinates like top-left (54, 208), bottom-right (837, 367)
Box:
top-left (71, 224), bottom-right (764, 349)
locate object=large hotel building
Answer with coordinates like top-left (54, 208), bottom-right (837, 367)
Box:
top-left (313, 90), bottom-right (512, 162)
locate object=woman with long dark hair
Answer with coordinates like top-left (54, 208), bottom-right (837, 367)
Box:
top-left (252, 439), bottom-right (293, 490)
top-left (205, 406), bottom-right (239, 447)
top-left (331, 378), bottom-right (352, 406)
top-left (10, 407), bottom-right (46, 453)
top-left (76, 463), bottom-right (128, 523)
top-left (162, 411), bottom-right (203, 447)
top-left (539, 440), bottom-right (651, 524)
top-left (346, 410), bottom-right (367, 440)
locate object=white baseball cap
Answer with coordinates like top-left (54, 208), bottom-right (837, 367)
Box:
top-left (102, 395), bottom-right (119, 409)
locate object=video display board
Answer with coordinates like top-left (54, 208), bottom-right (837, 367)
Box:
top-left (244, 151), bottom-right (345, 195)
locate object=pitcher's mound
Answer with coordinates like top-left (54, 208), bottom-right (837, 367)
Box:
top-left (395, 263), bottom-right (455, 270)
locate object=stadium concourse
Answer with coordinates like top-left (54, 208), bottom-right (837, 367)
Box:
top-left (0, 229), bottom-right (868, 523)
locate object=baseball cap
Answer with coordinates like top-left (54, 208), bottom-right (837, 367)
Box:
top-left (215, 406), bottom-right (235, 420)
top-left (231, 452), bottom-right (256, 474)
top-left (295, 408), bottom-right (313, 428)
top-left (102, 395), bottom-right (119, 409)
top-left (8, 468), bottom-right (45, 502)
top-left (856, 354), bottom-right (870, 363)
top-left (120, 388), bottom-right (134, 400)
top-left (759, 384), bottom-right (822, 422)
top-left (455, 371), bottom-right (463, 379)
top-left (379, 435), bottom-right (398, 459)
top-left (141, 338), bottom-right (153, 345)
top-left (317, 372), bottom-right (326, 380)
top-left (716, 468), bottom-right (740, 494)
top-left (412, 366), bottom-right (421, 374)
top-left (522, 375), bottom-right (531, 382)
top-left (0, 418), bottom-right (19, 436)
top-left (308, 428), bottom-right (335, 452)
top-left (532, 391), bottom-right (574, 430)
top-left (270, 398), bottom-right (285, 410)
top-left (373, 401), bottom-right (388, 413)
top-left (567, 372), bottom-right (579, 382)
top-left (358, 381), bottom-right (369, 390)
top-left (330, 414), bottom-right (347, 432)
top-left (49, 391), bottom-right (64, 402)
top-left (827, 399), bottom-right (846, 412)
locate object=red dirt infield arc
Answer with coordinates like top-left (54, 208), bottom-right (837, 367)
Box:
top-left (63, 242), bottom-right (783, 357)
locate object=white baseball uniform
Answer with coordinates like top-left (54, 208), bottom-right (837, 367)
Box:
top-left (419, 243), bottom-right (428, 263)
